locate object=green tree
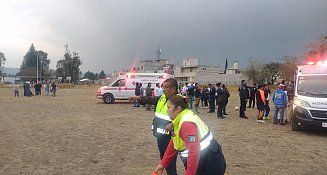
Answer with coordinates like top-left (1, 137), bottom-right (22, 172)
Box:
top-left (55, 44), bottom-right (82, 83)
top-left (17, 44), bottom-right (51, 81)
top-left (83, 71), bottom-right (96, 80)
top-left (0, 52), bottom-right (6, 77)
top-left (243, 58), bottom-right (264, 83)
top-left (98, 70), bottom-right (106, 79)
top-left (262, 62), bottom-right (281, 84)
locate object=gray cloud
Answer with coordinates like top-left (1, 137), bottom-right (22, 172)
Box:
top-left (1, 0), bottom-right (327, 73)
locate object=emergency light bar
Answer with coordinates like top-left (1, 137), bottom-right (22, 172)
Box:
top-left (306, 60), bottom-right (327, 65)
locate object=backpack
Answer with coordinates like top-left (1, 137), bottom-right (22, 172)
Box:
top-left (187, 86), bottom-right (194, 96)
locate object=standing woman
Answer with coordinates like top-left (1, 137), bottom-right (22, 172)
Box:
top-left (154, 95), bottom-right (226, 175)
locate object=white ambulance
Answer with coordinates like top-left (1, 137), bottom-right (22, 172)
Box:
top-left (96, 72), bottom-right (170, 104)
top-left (291, 59), bottom-right (327, 131)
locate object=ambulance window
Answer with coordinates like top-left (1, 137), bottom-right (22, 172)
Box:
top-left (112, 79), bottom-right (126, 87)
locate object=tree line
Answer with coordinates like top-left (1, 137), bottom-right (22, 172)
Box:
top-left (1, 34), bottom-right (326, 84)
top-left (1, 43), bottom-right (106, 83)
top-left (243, 35), bottom-right (327, 84)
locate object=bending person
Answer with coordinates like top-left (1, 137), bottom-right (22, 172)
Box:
top-left (154, 95), bottom-right (226, 175)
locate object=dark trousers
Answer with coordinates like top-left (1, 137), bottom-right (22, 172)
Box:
top-left (204, 99), bottom-right (208, 107)
top-left (217, 101), bottom-right (224, 117)
top-left (248, 97), bottom-right (255, 108)
top-left (184, 139), bottom-right (226, 175)
top-left (209, 98), bottom-right (215, 112)
top-left (240, 98), bottom-right (247, 117)
top-left (265, 100), bottom-right (270, 117)
top-left (222, 100), bottom-right (228, 114)
top-left (157, 137), bottom-right (177, 175)
top-left (14, 90), bottom-right (19, 97)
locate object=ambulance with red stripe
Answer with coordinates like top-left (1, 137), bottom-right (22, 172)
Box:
top-left (96, 72), bottom-right (170, 104)
top-left (291, 57), bottom-right (327, 131)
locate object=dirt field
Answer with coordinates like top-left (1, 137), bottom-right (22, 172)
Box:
top-left (0, 87), bottom-right (326, 175)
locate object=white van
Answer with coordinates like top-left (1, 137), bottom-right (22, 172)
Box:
top-left (290, 60), bottom-right (327, 131)
top-left (96, 72), bottom-right (170, 104)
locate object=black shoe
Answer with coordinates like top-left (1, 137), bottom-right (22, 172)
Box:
top-left (223, 113), bottom-right (228, 115)
top-left (207, 111), bottom-right (214, 113)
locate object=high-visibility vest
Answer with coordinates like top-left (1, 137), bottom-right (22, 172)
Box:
top-left (152, 94), bottom-right (171, 138)
top-left (172, 109), bottom-right (213, 158)
top-left (152, 93), bottom-right (184, 138)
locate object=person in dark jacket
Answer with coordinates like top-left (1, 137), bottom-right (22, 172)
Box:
top-left (201, 86), bottom-right (209, 109)
top-left (248, 83), bottom-right (257, 108)
top-left (263, 85), bottom-right (271, 120)
top-left (134, 82), bottom-right (141, 107)
top-left (145, 82), bottom-right (152, 111)
top-left (238, 80), bottom-right (249, 118)
top-left (216, 82), bottom-right (225, 118)
top-left (193, 83), bottom-right (202, 114)
top-left (222, 84), bottom-right (230, 115)
top-left (208, 84), bottom-right (216, 113)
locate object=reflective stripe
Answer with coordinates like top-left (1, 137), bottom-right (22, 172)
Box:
top-left (156, 128), bottom-right (170, 135)
top-left (200, 132), bottom-right (213, 151)
top-left (180, 150), bottom-right (189, 157)
top-left (155, 112), bottom-right (171, 121)
top-left (178, 132), bottom-right (213, 158)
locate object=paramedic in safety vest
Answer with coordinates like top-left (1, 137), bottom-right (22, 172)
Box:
top-left (152, 78), bottom-right (179, 175)
top-left (154, 95), bottom-right (226, 175)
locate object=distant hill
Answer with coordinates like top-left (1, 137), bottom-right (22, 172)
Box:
top-left (2, 67), bottom-right (20, 76)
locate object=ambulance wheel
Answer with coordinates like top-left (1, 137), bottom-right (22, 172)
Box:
top-left (103, 94), bottom-right (114, 104)
top-left (292, 119), bottom-right (299, 131)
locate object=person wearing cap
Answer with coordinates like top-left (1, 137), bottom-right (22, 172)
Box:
top-left (153, 95), bottom-right (226, 175)
top-left (272, 84), bottom-right (288, 125)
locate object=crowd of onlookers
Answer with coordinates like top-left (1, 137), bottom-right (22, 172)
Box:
top-left (132, 79), bottom-right (292, 127)
top-left (13, 81), bottom-right (57, 98)
top-left (178, 82), bottom-right (230, 119)
top-left (239, 79), bottom-right (291, 125)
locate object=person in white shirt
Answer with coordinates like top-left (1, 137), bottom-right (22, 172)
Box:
top-left (182, 83), bottom-right (188, 96)
top-left (13, 83), bottom-right (19, 98)
top-left (153, 83), bottom-right (163, 112)
top-left (154, 83), bottom-right (161, 97)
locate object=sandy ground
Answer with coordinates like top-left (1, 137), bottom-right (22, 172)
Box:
top-left (0, 87), bottom-right (327, 175)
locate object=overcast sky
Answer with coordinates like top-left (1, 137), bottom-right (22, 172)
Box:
top-left (1, 0), bottom-right (326, 73)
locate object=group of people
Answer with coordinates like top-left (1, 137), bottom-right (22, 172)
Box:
top-left (238, 79), bottom-right (289, 125)
top-left (152, 78), bottom-right (226, 175)
top-left (179, 82), bottom-right (230, 119)
top-left (146, 78), bottom-right (291, 174)
top-left (13, 81), bottom-right (57, 98)
top-left (133, 82), bottom-right (163, 110)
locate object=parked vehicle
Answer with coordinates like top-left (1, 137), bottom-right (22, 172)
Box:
top-left (290, 59), bottom-right (327, 131)
top-left (96, 72), bottom-right (170, 104)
